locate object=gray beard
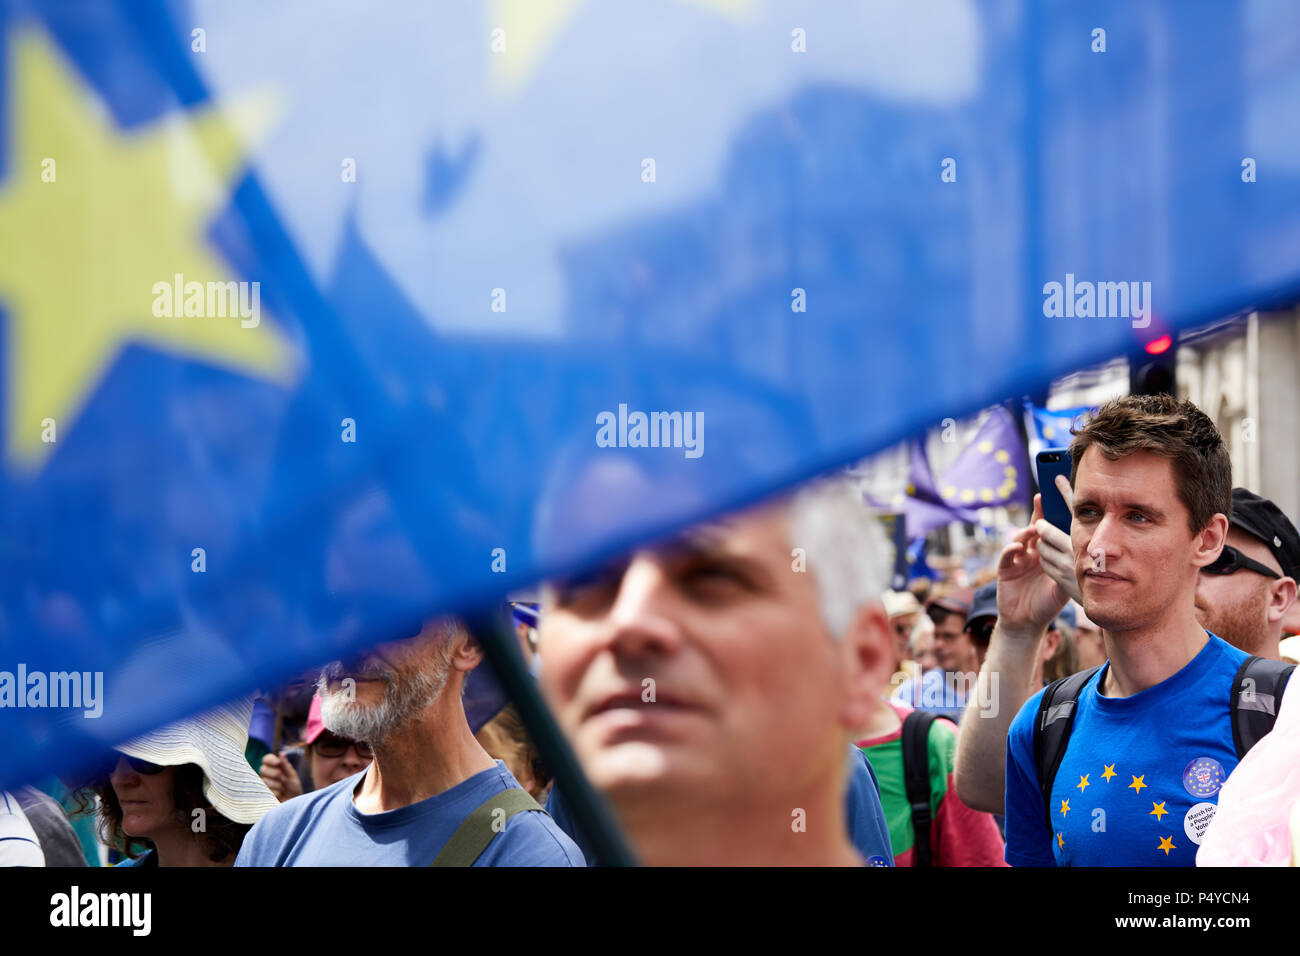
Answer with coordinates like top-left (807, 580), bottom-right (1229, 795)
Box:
top-left (316, 653), bottom-right (451, 746)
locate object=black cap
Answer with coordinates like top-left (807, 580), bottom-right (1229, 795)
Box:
top-left (965, 582), bottom-right (997, 629)
top-left (1229, 488), bottom-right (1300, 581)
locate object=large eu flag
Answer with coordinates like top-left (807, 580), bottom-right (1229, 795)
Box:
top-left (4, 1), bottom-right (1300, 787)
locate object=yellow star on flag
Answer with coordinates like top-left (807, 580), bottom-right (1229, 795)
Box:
top-left (1129, 774), bottom-right (1147, 795)
top-left (1101, 764), bottom-right (1116, 782)
top-left (1157, 835), bottom-right (1176, 856)
top-left (1060, 798), bottom-right (1070, 817)
top-left (1077, 774), bottom-right (1090, 793)
top-left (0, 29), bottom-right (294, 468)
top-left (1150, 801), bottom-right (1168, 821)
top-left (1057, 832), bottom-right (1064, 849)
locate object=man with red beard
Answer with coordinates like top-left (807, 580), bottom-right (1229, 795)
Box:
top-left (235, 619), bottom-right (584, 866)
top-left (1194, 487), bottom-right (1299, 661)
top-left (1001, 395), bottom-right (1251, 866)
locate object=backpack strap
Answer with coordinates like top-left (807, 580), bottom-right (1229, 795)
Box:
top-left (1033, 666), bottom-right (1101, 832)
top-left (901, 710), bottom-right (937, 868)
top-left (1230, 656), bottom-right (1295, 758)
top-left (429, 786), bottom-right (544, 867)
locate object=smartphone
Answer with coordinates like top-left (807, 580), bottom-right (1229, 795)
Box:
top-left (1035, 448), bottom-right (1073, 533)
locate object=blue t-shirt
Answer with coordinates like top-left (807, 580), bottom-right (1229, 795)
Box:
top-left (891, 669), bottom-right (967, 725)
top-left (235, 760), bottom-right (585, 866)
top-left (546, 744), bottom-right (895, 865)
top-left (1004, 634), bottom-right (1248, 867)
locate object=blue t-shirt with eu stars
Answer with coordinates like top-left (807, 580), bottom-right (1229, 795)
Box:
top-left (1004, 634), bottom-right (1248, 867)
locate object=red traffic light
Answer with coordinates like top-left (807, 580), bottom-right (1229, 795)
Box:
top-left (1144, 334), bottom-right (1173, 355)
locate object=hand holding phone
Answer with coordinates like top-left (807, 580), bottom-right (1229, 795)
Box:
top-left (1035, 449), bottom-right (1073, 533)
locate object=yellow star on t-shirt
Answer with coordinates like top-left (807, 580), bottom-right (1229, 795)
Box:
top-left (1101, 764), bottom-right (1117, 782)
top-left (1150, 801), bottom-right (1168, 821)
top-left (1129, 774), bottom-right (1147, 795)
top-left (1077, 774), bottom-right (1090, 793)
top-left (0, 29), bottom-right (294, 468)
top-left (1060, 798), bottom-right (1070, 817)
top-left (1157, 835), bottom-right (1176, 856)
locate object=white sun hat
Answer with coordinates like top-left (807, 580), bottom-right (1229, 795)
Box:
top-left (117, 698), bottom-right (280, 825)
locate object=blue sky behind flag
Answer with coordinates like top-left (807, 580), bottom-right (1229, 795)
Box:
top-left (4, 0), bottom-right (1300, 787)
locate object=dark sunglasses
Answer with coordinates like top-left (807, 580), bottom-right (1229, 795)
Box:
top-left (71, 751), bottom-right (166, 786)
top-left (967, 618), bottom-right (996, 644)
top-left (313, 734), bottom-right (373, 759)
top-left (1203, 545), bottom-right (1280, 580)
top-left (120, 753), bottom-right (166, 775)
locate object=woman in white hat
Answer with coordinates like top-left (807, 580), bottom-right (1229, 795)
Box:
top-left (75, 699), bottom-right (279, 867)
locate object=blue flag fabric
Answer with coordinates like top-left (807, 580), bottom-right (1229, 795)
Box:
top-left (869, 439), bottom-right (978, 540)
top-left (869, 405), bottom-right (1028, 540)
top-left (1024, 402), bottom-right (1097, 464)
top-left (933, 406), bottom-right (1031, 512)
top-left (4, 1), bottom-right (1300, 788)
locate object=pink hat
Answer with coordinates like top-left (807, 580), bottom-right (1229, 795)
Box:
top-left (304, 696), bottom-right (326, 745)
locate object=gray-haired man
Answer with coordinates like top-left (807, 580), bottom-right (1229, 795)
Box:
top-left (236, 620), bottom-right (584, 866)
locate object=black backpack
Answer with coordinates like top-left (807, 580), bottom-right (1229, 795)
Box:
top-left (901, 710), bottom-right (957, 867)
top-left (1032, 655), bottom-right (1294, 829)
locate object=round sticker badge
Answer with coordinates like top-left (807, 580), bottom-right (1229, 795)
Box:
top-left (1184, 802), bottom-right (1217, 845)
top-left (1183, 757), bottom-right (1225, 798)
top-left (866, 855), bottom-right (892, 867)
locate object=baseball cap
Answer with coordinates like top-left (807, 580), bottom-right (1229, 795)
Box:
top-left (928, 587), bottom-right (973, 620)
top-left (1067, 600), bottom-right (1097, 632)
top-left (303, 695), bottom-right (327, 745)
top-left (1053, 601), bottom-right (1077, 630)
top-left (1228, 488), bottom-right (1300, 581)
top-left (965, 582), bottom-right (997, 629)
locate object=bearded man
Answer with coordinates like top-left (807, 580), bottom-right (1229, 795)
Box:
top-left (235, 619), bottom-right (584, 866)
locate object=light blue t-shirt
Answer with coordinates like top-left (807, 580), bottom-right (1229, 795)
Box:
top-left (891, 668), bottom-right (967, 725)
top-left (1004, 634), bottom-right (1248, 867)
top-left (235, 760), bottom-right (585, 866)
top-left (545, 744), bottom-right (895, 866)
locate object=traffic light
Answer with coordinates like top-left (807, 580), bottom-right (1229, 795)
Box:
top-left (1129, 327), bottom-right (1176, 396)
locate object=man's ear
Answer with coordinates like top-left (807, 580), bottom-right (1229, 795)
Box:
top-left (1191, 513), bottom-right (1230, 570)
top-left (1267, 576), bottom-right (1298, 625)
top-left (452, 633), bottom-right (485, 673)
top-left (1040, 628), bottom-right (1062, 663)
top-left (840, 602), bottom-right (890, 731)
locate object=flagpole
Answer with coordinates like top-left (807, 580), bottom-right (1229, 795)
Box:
top-left (464, 609), bottom-right (637, 866)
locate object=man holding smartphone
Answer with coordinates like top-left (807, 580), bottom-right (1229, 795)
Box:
top-left (956, 425), bottom-right (1298, 819)
top-left (958, 395), bottom-right (1260, 862)
top-left (998, 395), bottom-right (1258, 865)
